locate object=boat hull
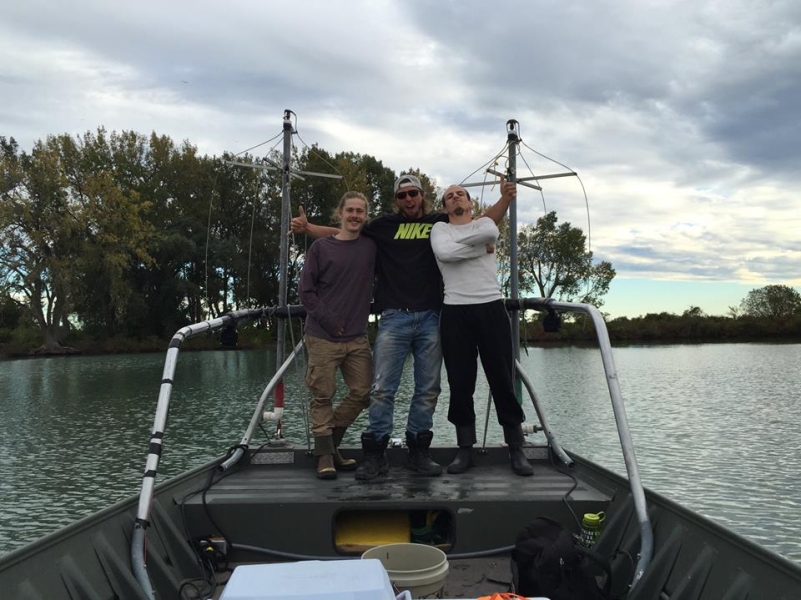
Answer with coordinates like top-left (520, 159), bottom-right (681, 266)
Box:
top-left (2, 444), bottom-right (801, 599)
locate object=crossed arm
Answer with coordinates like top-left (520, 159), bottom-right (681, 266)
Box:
top-left (431, 218), bottom-right (500, 263)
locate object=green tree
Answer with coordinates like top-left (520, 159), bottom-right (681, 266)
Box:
top-left (739, 285), bottom-right (801, 318)
top-left (130, 135), bottom-right (211, 332)
top-left (0, 292), bottom-right (23, 330)
top-left (289, 145), bottom-right (398, 224)
top-left (502, 211), bottom-right (615, 307)
top-left (0, 136), bottom-right (82, 349)
top-left (48, 130), bottom-right (156, 339)
top-left (682, 305), bottom-right (705, 318)
top-left (0, 131), bottom-right (157, 348)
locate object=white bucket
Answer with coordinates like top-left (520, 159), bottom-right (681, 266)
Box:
top-left (361, 543), bottom-right (449, 599)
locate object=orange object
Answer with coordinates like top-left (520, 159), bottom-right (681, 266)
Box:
top-left (477, 593), bottom-right (529, 600)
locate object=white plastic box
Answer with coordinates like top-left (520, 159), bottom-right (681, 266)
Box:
top-left (219, 559), bottom-right (396, 600)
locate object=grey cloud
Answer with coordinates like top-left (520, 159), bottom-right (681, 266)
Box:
top-left (1, 0), bottom-right (799, 299)
top-left (403, 0), bottom-right (801, 182)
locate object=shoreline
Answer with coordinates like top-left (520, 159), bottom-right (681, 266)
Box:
top-left (3, 333), bottom-right (800, 360)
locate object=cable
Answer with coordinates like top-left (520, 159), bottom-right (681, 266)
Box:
top-left (229, 542), bottom-right (516, 562)
top-left (459, 141), bottom-right (511, 187)
top-left (518, 139), bottom-right (575, 175)
top-left (230, 543), bottom-right (353, 562)
top-left (232, 132), bottom-right (283, 158)
top-left (516, 150), bottom-right (548, 215)
top-left (293, 130), bottom-right (350, 189)
top-left (517, 138), bottom-right (595, 302)
top-left (244, 179), bottom-right (258, 308)
top-left (204, 166), bottom-right (222, 317)
top-left (205, 130), bottom-right (286, 317)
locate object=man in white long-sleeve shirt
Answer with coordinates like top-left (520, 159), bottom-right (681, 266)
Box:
top-left (430, 180), bottom-right (534, 476)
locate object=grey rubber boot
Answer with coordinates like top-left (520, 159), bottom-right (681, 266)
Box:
top-left (447, 424), bottom-right (476, 474)
top-left (503, 425), bottom-right (534, 476)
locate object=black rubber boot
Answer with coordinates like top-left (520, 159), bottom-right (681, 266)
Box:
top-left (405, 431), bottom-right (442, 477)
top-left (504, 425), bottom-right (534, 477)
top-left (447, 425), bottom-right (476, 474)
top-left (355, 433), bottom-right (389, 481)
top-left (332, 426), bottom-right (357, 471)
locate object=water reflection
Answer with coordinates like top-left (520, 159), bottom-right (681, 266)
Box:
top-left (1, 343), bottom-right (800, 563)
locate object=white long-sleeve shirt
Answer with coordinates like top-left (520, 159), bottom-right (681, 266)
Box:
top-left (430, 216), bottom-right (503, 305)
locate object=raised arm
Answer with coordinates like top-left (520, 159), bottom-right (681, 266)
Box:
top-left (289, 205), bottom-right (340, 239)
top-left (481, 176), bottom-right (517, 225)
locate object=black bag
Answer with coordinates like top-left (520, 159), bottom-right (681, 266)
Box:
top-left (511, 517), bottom-right (611, 600)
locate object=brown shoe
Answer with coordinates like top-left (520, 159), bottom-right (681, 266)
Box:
top-left (317, 454), bottom-right (337, 479)
top-left (333, 450), bottom-right (358, 471)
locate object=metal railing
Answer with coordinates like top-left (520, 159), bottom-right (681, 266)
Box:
top-left (130, 305), bottom-right (304, 600)
top-left (131, 298), bottom-right (651, 597)
top-left (513, 297), bottom-right (653, 588)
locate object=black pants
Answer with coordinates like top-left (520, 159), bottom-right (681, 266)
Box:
top-left (440, 300), bottom-right (525, 428)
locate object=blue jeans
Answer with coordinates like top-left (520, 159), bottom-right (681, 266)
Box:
top-left (367, 309), bottom-right (442, 439)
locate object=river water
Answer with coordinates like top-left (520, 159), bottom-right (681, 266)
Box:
top-left (1, 342), bottom-right (800, 563)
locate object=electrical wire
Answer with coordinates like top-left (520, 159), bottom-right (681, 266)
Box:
top-left (294, 129), bottom-right (350, 190)
top-left (459, 141), bottom-right (511, 187)
top-left (232, 132), bottom-right (283, 158)
top-left (517, 138), bottom-right (594, 301)
top-left (204, 167), bottom-right (222, 317)
top-left (205, 132), bottom-right (285, 317)
top-left (516, 150), bottom-right (548, 215)
top-left (518, 138), bottom-right (591, 254)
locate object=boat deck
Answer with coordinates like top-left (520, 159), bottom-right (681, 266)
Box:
top-left (180, 444), bottom-right (614, 560)
top-left (179, 444), bottom-right (613, 598)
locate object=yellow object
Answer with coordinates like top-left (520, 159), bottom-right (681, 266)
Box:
top-left (335, 511), bottom-right (410, 553)
top-left (582, 511), bottom-right (606, 529)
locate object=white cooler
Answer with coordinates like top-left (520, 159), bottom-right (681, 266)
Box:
top-left (218, 558), bottom-right (549, 600)
top-left (219, 559), bottom-right (395, 600)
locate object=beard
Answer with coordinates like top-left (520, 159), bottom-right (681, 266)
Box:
top-left (454, 207), bottom-right (466, 216)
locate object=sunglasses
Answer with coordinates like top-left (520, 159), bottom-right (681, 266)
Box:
top-left (396, 189), bottom-right (420, 200)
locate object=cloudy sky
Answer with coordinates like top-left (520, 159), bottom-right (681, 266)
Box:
top-left (2, 0), bottom-right (799, 318)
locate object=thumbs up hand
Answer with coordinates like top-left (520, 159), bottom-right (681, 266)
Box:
top-left (289, 205), bottom-right (308, 235)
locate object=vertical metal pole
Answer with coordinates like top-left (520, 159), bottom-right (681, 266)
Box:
top-left (506, 120), bottom-right (522, 401)
top-left (271, 110), bottom-right (293, 435)
top-left (278, 111), bottom-right (292, 364)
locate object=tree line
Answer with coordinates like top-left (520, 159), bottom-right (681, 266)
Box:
top-left (522, 286), bottom-right (801, 345)
top-left (1, 127), bottom-right (798, 354)
top-left (0, 129), bottom-right (411, 351)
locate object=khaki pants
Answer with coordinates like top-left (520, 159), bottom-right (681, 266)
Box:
top-left (305, 334), bottom-right (372, 437)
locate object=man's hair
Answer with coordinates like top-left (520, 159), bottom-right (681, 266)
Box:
top-left (332, 191), bottom-right (369, 222)
top-left (441, 185), bottom-right (470, 206)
